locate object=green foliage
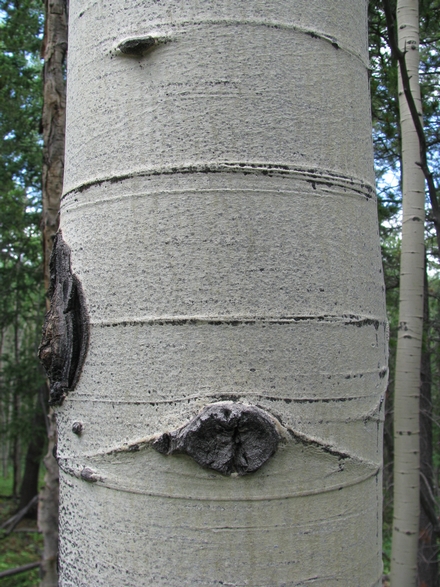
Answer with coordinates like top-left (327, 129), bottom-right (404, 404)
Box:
top-left (369, 0), bottom-right (402, 237)
top-left (383, 522), bottom-right (392, 576)
top-left (0, 0), bottom-right (45, 497)
top-left (369, 0), bottom-right (440, 577)
top-left (369, 0), bottom-right (440, 366)
top-left (0, 0), bottom-right (43, 189)
top-left (369, 0), bottom-right (440, 251)
top-left (0, 533), bottom-right (42, 587)
top-left (0, 481), bottom-right (42, 587)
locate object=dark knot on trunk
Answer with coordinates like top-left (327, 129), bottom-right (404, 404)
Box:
top-left (153, 402), bottom-right (280, 476)
top-left (38, 231), bottom-right (89, 405)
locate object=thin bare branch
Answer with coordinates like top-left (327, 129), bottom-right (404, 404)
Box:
top-left (0, 495), bottom-right (38, 537)
top-left (0, 562), bottom-right (40, 579)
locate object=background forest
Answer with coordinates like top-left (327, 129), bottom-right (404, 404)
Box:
top-left (0, 0), bottom-right (439, 585)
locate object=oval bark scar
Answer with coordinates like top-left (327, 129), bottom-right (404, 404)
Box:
top-left (116, 35), bottom-right (170, 56)
top-left (38, 231), bottom-right (89, 405)
top-left (153, 402), bottom-right (281, 476)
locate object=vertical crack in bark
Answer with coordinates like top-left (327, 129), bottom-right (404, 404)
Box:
top-left (38, 231), bottom-right (89, 405)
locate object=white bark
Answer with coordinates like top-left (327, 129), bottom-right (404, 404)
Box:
top-left (58, 2), bottom-right (387, 585)
top-left (390, 1), bottom-right (425, 585)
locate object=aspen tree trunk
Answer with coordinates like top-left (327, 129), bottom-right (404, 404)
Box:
top-left (54, 2), bottom-right (387, 584)
top-left (390, 0), bottom-right (426, 585)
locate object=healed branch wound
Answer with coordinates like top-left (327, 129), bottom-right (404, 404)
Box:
top-left (152, 402), bottom-right (280, 476)
top-left (116, 36), bottom-right (169, 56)
top-left (38, 231), bottom-right (89, 405)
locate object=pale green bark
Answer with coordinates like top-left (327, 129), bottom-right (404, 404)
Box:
top-left (57, 2), bottom-right (387, 584)
top-left (390, 0), bottom-right (425, 585)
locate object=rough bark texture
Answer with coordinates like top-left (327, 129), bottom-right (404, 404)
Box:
top-left (57, 2), bottom-right (387, 585)
top-left (41, 0), bottom-right (68, 291)
top-left (39, 231), bottom-right (89, 405)
top-left (39, 1), bottom-right (68, 585)
top-left (390, 1), bottom-right (426, 585)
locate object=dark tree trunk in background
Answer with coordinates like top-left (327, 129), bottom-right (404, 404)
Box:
top-left (418, 265), bottom-right (439, 587)
top-left (38, 0), bottom-right (68, 585)
top-left (12, 312), bottom-right (21, 498)
top-left (18, 385), bottom-right (48, 516)
top-left (41, 0), bottom-right (68, 291)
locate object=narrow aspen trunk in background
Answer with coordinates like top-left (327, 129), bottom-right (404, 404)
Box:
top-left (391, 0), bottom-right (425, 585)
top-left (38, 1), bottom-right (68, 586)
top-left (56, 2), bottom-right (387, 584)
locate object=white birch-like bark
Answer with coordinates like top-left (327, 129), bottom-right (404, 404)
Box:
top-left (390, 1), bottom-right (425, 585)
top-left (58, 2), bottom-right (387, 585)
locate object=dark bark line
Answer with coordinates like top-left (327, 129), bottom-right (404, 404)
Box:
top-left (39, 0), bottom-right (69, 585)
top-left (92, 315), bottom-right (385, 327)
top-left (70, 395), bottom-right (382, 407)
top-left (62, 163), bottom-right (376, 199)
top-left (418, 262), bottom-right (439, 587)
top-left (382, 0), bottom-right (440, 257)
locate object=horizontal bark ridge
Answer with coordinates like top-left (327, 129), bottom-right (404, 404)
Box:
top-left (62, 163), bottom-right (375, 201)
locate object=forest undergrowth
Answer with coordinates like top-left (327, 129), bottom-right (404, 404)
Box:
top-left (0, 473), bottom-right (42, 587)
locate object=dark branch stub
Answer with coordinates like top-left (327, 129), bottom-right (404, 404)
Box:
top-left (72, 422), bottom-right (84, 436)
top-left (116, 36), bottom-right (169, 56)
top-left (38, 231), bottom-right (89, 405)
top-left (153, 403), bottom-right (280, 476)
top-left (118, 38), bottom-right (157, 55)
